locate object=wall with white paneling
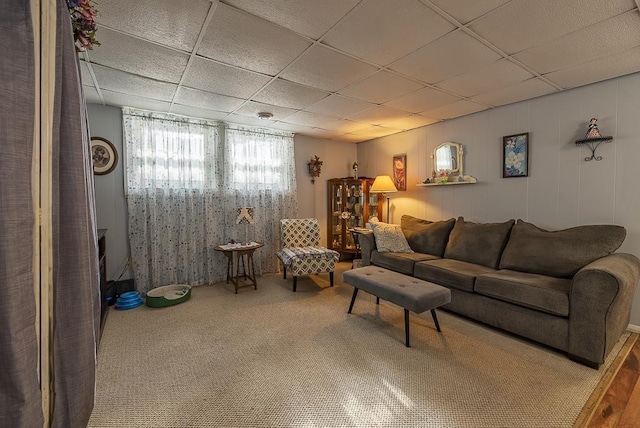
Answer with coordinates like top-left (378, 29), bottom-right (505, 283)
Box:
top-left (357, 72), bottom-right (640, 326)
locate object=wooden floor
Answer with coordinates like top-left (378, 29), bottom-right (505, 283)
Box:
top-left (577, 333), bottom-right (640, 427)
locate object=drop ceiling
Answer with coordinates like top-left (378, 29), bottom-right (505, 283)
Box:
top-left (81, 0), bottom-right (640, 143)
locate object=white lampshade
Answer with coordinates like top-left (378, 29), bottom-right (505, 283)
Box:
top-left (369, 175), bottom-right (398, 194)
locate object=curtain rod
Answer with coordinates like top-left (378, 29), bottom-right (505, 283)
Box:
top-left (122, 107), bottom-right (293, 138)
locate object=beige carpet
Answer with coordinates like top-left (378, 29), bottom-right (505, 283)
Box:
top-left (88, 262), bottom-right (628, 428)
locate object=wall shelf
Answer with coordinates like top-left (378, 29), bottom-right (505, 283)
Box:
top-left (575, 136), bottom-right (613, 161)
top-left (417, 176), bottom-right (477, 187)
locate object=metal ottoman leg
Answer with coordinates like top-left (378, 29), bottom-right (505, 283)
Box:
top-left (404, 309), bottom-right (411, 347)
top-left (431, 309), bottom-right (442, 332)
top-left (348, 288), bottom-right (359, 313)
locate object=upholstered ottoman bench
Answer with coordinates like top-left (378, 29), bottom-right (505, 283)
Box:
top-left (343, 266), bottom-right (451, 347)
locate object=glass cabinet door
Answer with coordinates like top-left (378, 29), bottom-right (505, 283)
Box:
top-left (329, 181), bottom-right (343, 249)
top-left (344, 181), bottom-right (364, 250)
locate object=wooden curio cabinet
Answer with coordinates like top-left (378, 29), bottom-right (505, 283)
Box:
top-left (327, 177), bottom-right (382, 254)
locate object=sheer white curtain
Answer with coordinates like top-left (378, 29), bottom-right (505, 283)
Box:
top-left (223, 125), bottom-right (298, 274)
top-left (123, 108), bottom-right (297, 292)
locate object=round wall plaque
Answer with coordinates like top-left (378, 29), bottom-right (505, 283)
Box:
top-left (91, 137), bottom-right (118, 175)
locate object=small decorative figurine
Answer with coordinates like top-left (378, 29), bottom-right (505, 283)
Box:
top-left (352, 162), bottom-right (359, 179)
top-left (586, 118), bottom-right (603, 139)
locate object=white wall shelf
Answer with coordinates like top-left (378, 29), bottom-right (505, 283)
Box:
top-left (416, 176), bottom-right (477, 187)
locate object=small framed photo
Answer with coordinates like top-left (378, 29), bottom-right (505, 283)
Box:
top-left (502, 133), bottom-right (529, 178)
top-left (91, 137), bottom-right (118, 175)
top-left (392, 154), bottom-right (406, 191)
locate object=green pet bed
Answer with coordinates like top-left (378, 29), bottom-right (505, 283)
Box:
top-left (146, 284), bottom-right (192, 308)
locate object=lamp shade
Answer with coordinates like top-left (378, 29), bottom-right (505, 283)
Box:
top-left (236, 207), bottom-right (255, 225)
top-left (369, 175), bottom-right (398, 193)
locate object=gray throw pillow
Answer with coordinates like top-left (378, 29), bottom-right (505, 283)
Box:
top-left (499, 220), bottom-right (626, 278)
top-left (444, 217), bottom-right (515, 269)
top-left (401, 215), bottom-right (455, 256)
top-left (370, 222), bottom-right (414, 253)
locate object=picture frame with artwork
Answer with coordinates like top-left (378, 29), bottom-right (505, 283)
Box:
top-left (91, 137), bottom-right (118, 175)
top-left (392, 154), bottom-right (406, 191)
top-left (502, 133), bottom-right (528, 178)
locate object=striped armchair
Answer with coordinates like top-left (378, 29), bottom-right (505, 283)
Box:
top-left (276, 218), bottom-right (339, 292)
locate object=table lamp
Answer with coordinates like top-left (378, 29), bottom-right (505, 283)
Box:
top-left (236, 207), bottom-right (255, 244)
top-left (369, 175), bottom-right (398, 222)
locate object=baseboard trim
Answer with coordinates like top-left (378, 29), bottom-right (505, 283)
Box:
top-left (627, 323), bottom-right (640, 333)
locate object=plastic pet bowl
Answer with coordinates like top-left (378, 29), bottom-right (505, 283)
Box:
top-left (115, 291), bottom-right (143, 310)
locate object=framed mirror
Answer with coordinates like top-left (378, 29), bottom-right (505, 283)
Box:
top-left (432, 141), bottom-right (463, 176)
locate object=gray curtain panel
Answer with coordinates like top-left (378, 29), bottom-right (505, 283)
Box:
top-left (0, 2), bottom-right (44, 428)
top-left (50, 1), bottom-right (100, 427)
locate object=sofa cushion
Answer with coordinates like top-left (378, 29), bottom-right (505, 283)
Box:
top-left (499, 220), bottom-right (626, 278)
top-left (369, 222), bottom-right (413, 253)
top-left (371, 251), bottom-right (440, 275)
top-left (475, 270), bottom-right (571, 316)
top-left (401, 215), bottom-right (455, 257)
top-left (414, 258), bottom-right (497, 292)
top-left (444, 217), bottom-right (515, 269)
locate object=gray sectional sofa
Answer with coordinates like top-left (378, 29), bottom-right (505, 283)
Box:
top-left (359, 215), bottom-right (640, 368)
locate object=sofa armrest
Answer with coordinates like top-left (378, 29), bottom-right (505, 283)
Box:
top-left (358, 231), bottom-right (376, 266)
top-left (569, 253), bottom-right (640, 366)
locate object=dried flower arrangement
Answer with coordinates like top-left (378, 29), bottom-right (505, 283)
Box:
top-left (67, 0), bottom-right (100, 52)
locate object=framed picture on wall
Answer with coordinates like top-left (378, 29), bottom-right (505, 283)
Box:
top-left (502, 133), bottom-right (528, 178)
top-left (91, 137), bottom-right (118, 175)
top-left (393, 154), bottom-right (406, 191)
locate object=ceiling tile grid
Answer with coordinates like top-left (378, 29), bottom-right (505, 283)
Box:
top-left (82, 0), bottom-right (640, 143)
top-left (197, 4), bottom-right (312, 76)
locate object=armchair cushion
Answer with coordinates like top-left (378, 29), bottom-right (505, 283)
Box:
top-left (277, 246), bottom-right (339, 267)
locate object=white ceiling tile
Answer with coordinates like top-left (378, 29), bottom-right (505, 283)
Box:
top-left (422, 100), bottom-right (489, 120)
top-left (544, 46), bottom-right (640, 89)
top-left (471, 78), bottom-right (557, 106)
top-left (83, 86), bottom-right (100, 103)
top-left (234, 101), bottom-right (298, 121)
top-left (380, 114), bottom-right (441, 131)
top-left (469, 0), bottom-right (636, 54)
top-left (226, 113), bottom-right (284, 128)
top-left (88, 28), bottom-right (189, 83)
top-left (435, 59), bottom-right (533, 97)
top-left (348, 105), bottom-right (413, 125)
top-left (323, 0), bottom-right (455, 65)
top-left (269, 122), bottom-right (317, 134)
top-left (170, 105), bottom-right (230, 121)
top-left (514, 11), bottom-right (640, 75)
top-left (174, 87), bottom-right (245, 112)
top-left (252, 78), bottom-right (330, 110)
top-left (301, 128), bottom-right (342, 139)
top-left (333, 133), bottom-right (368, 143)
top-left (282, 111), bottom-right (344, 129)
top-left (183, 57), bottom-right (272, 98)
top-left (101, 89), bottom-right (172, 112)
top-left (223, 0), bottom-right (360, 39)
top-left (280, 45), bottom-right (377, 92)
top-left (350, 126), bottom-right (403, 139)
top-left (198, 4), bottom-right (311, 76)
top-left (338, 71), bottom-right (424, 104)
top-left (304, 94), bottom-right (375, 118)
top-left (327, 120), bottom-right (374, 134)
top-left (390, 30), bottom-right (502, 84)
top-left (384, 87), bottom-right (462, 113)
top-left (95, 0), bottom-right (211, 51)
top-left (80, 61), bottom-right (94, 86)
top-left (92, 65), bottom-right (177, 101)
top-left (427, 0), bottom-right (511, 24)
